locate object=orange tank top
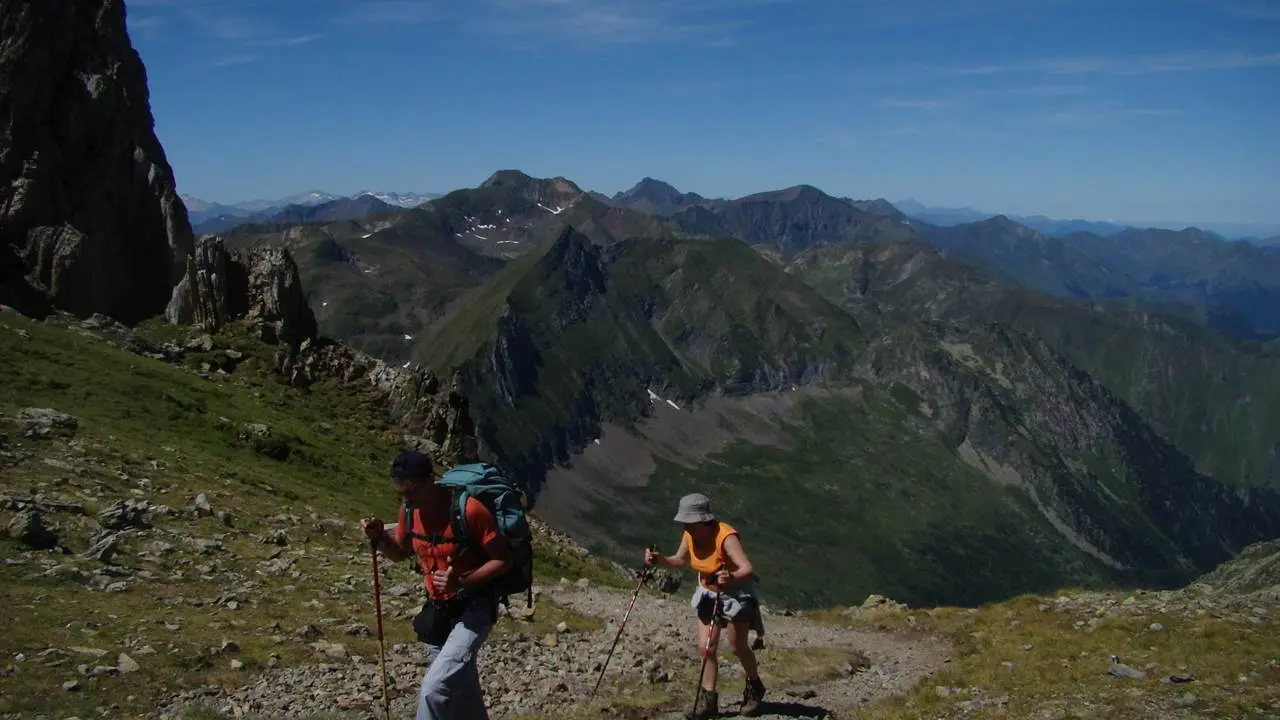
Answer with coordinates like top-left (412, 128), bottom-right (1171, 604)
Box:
top-left (683, 521), bottom-right (739, 589)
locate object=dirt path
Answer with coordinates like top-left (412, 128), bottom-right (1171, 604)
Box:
top-left (552, 585), bottom-right (951, 720)
top-left (155, 578), bottom-right (950, 719)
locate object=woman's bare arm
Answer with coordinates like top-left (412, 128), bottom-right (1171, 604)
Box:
top-left (720, 534), bottom-right (753, 583)
top-left (661, 534), bottom-right (690, 568)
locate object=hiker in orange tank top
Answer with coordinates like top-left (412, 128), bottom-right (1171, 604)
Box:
top-left (644, 493), bottom-right (767, 718)
top-left (360, 450), bottom-right (512, 720)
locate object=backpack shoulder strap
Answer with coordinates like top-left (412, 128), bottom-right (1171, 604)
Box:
top-left (401, 502), bottom-right (451, 544)
top-left (447, 489), bottom-right (476, 564)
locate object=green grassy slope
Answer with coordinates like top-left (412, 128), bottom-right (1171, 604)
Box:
top-left (420, 229), bottom-right (866, 489)
top-left (0, 309), bottom-right (625, 717)
top-left (587, 387), bottom-right (1122, 609)
top-left (785, 241), bottom-right (1280, 490)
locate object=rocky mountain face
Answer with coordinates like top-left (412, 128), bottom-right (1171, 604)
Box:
top-left (166, 236), bottom-right (318, 349)
top-left (665, 184), bottom-right (917, 256)
top-left (0, 0), bottom-right (465, 464)
top-left (855, 320), bottom-right (1280, 584)
top-left (426, 170), bottom-right (678, 259)
top-left (419, 227), bottom-right (865, 499)
top-left (783, 241), bottom-right (1280, 491)
top-left (607, 177), bottom-right (715, 217)
top-left (0, 0), bottom-right (194, 326)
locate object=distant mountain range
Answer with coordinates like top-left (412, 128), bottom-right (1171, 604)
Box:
top-left (180, 190), bottom-right (441, 229)
top-left (182, 183), bottom-right (1280, 244)
top-left (890, 198), bottom-right (1280, 242)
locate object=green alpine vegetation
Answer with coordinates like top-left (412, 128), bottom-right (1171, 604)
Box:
top-left (412, 224), bottom-right (1280, 609)
top-left (419, 226), bottom-right (866, 492)
top-left (781, 241), bottom-right (1280, 491)
top-left (0, 310), bottom-right (627, 717)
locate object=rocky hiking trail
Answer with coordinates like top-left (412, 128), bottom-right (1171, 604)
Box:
top-left (155, 572), bottom-right (952, 719)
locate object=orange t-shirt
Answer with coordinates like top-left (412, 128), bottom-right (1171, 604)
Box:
top-left (395, 489), bottom-right (501, 602)
top-left (683, 521), bottom-right (740, 590)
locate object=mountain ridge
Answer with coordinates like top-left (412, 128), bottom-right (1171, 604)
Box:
top-left (780, 240), bottom-right (1280, 490)
top-left (180, 189), bottom-right (442, 228)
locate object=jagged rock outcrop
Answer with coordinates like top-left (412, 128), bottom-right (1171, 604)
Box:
top-left (273, 339), bottom-right (478, 464)
top-left (0, 0), bottom-right (194, 325)
top-left (167, 236), bottom-right (317, 349)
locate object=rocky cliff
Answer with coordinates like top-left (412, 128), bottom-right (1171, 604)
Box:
top-left (167, 235), bottom-right (318, 349)
top-left (0, 0), bottom-right (194, 325)
top-left (856, 320), bottom-right (1280, 585)
top-left (420, 227), bottom-right (867, 497)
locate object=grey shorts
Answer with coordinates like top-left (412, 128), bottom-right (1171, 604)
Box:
top-left (691, 584), bottom-right (757, 626)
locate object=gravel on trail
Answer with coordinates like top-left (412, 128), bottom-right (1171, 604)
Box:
top-left (155, 577), bottom-right (951, 719)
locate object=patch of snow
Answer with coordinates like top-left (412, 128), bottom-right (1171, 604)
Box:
top-left (403, 334), bottom-right (413, 341)
top-left (474, 234), bottom-right (488, 241)
top-left (402, 361), bottom-right (411, 368)
top-left (353, 190), bottom-right (435, 208)
top-left (322, 301), bottom-right (329, 307)
top-left (361, 233), bottom-right (373, 239)
top-left (592, 438), bottom-right (601, 446)
top-left (646, 387), bottom-right (681, 411)
top-left (497, 240), bottom-right (520, 245)
top-left (537, 202), bottom-right (564, 215)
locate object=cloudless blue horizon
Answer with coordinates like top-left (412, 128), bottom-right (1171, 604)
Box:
top-left (128, 0), bottom-right (1280, 226)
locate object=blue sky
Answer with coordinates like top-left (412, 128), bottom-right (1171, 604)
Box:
top-left (127, 0), bottom-right (1280, 225)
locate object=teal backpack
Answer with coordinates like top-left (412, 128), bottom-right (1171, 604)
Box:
top-left (402, 462), bottom-right (535, 608)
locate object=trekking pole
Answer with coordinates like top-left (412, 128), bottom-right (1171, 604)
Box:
top-left (591, 544), bottom-right (657, 699)
top-left (370, 536), bottom-right (391, 720)
top-left (689, 591), bottom-right (725, 718)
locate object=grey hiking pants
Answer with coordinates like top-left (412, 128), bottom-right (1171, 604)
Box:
top-left (416, 597), bottom-right (494, 720)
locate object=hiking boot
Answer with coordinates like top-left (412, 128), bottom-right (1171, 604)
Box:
top-left (685, 689), bottom-right (718, 719)
top-left (740, 677), bottom-right (766, 716)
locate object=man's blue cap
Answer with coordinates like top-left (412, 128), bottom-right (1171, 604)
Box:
top-left (391, 450), bottom-right (434, 479)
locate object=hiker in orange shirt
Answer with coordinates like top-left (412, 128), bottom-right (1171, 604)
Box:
top-left (361, 451), bottom-right (512, 720)
top-left (644, 492), bottom-right (766, 718)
